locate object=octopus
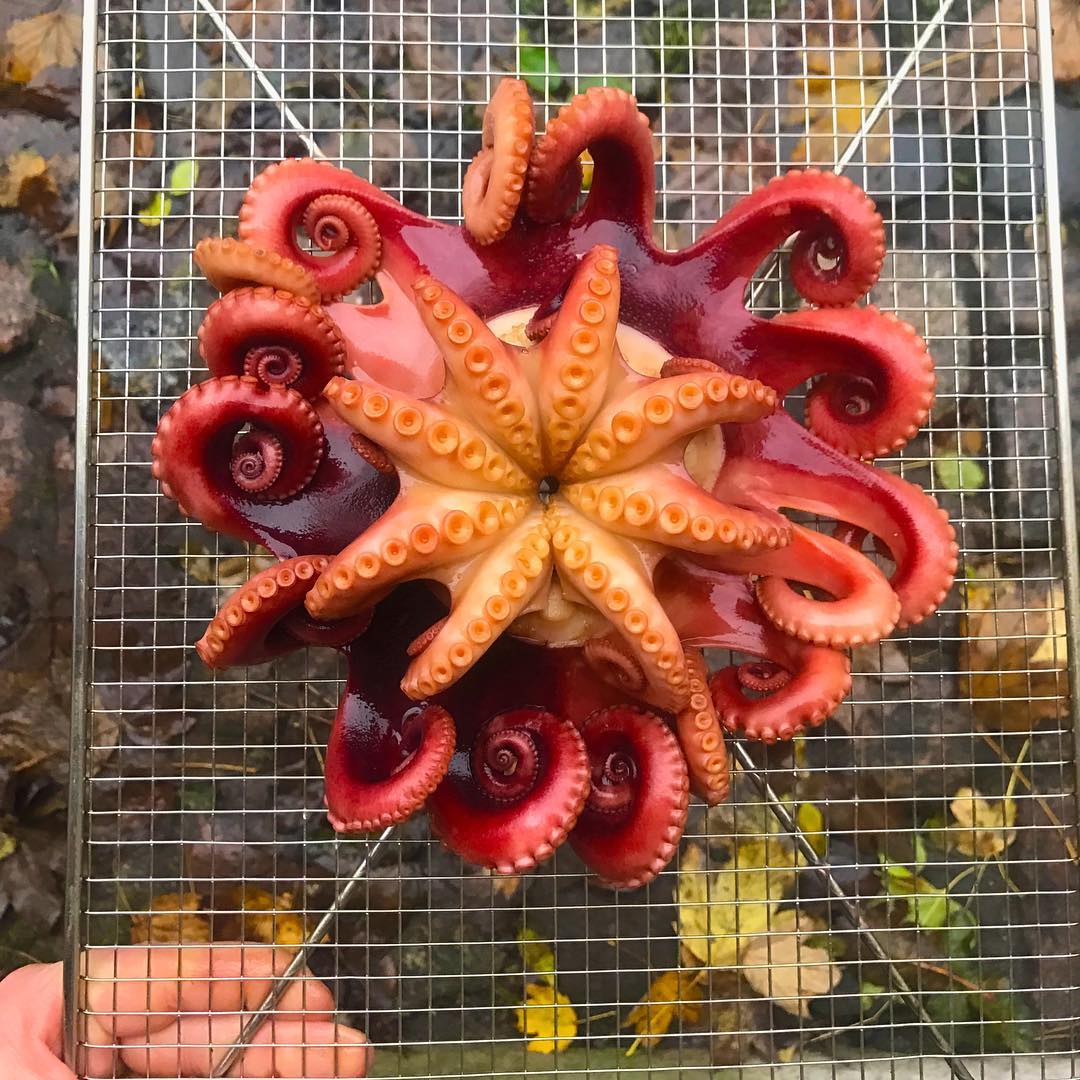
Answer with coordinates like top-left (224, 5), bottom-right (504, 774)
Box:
top-left (152, 79), bottom-right (957, 889)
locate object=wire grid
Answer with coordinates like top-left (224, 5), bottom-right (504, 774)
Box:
top-left (69, 0), bottom-right (1080, 1076)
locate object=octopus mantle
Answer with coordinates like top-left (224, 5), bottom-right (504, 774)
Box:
top-left (151, 79), bottom-right (957, 889)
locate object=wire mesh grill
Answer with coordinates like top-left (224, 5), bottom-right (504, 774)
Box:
top-left (70, 0), bottom-right (1080, 1075)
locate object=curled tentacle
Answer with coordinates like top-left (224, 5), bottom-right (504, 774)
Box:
top-left (582, 635), bottom-right (646, 696)
top-left (676, 649), bottom-right (729, 804)
top-left (152, 375), bottom-right (324, 532)
top-left (655, 556), bottom-right (852, 743)
top-left (197, 556), bottom-right (371, 668)
top-left (427, 708), bottom-right (590, 874)
top-left (736, 661), bottom-right (790, 693)
top-left (193, 237), bottom-right (320, 305)
top-left (746, 306), bottom-right (936, 458)
top-left (230, 430), bottom-right (284, 494)
top-left (198, 286), bottom-right (346, 400)
top-left (711, 522), bottom-right (900, 648)
top-left (326, 700), bottom-right (456, 833)
top-left (717, 415), bottom-right (956, 630)
top-left (526, 86), bottom-right (656, 231)
top-left (238, 159), bottom-right (384, 300)
top-left (679, 170), bottom-right (885, 306)
top-left (463, 78), bottom-right (534, 244)
top-left (569, 707), bottom-right (689, 889)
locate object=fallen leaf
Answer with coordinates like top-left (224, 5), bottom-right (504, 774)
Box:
top-left (787, 0), bottom-right (890, 166)
top-left (740, 910), bottom-right (842, 1018)
top-left (517, 31), bottom-right (561, 97)
top-left (224, 885), bottom-right (309, 946)
top-left (960, 569), bottom-right (1067, 731)
top-left (518, 927), bottom-right (557, 984)
top-left (933, 452), bottom-right (987, 492)
top-left (676, 839), bottom-right (797, 969)
top-left (860, 979), bottom-right (887, 1011)
top-left (0, 151), bottom-right (59, 220)
top-left (130, 892), bottom-right (211, 945)
top-left (133, 111), bottom-right (156, 159)
top-left (514, 982), bottom-right (578, 1054)
top-left (168, 158), bottom-right (200, 198)
top-left (4, 10), bottom-right (82, 83)
top-left (949, 787), bottom-right (1017, 858)
top-left (138, 191), bottom-right (172, 228)
top-left (491, 873), bottom-right (522, 899)
top-left (623, 969), bottom-right (703, 1055)
top-left (0, 832), bottom-right (17, 862)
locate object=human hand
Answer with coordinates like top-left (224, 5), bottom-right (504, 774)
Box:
top-left (0, 945), bottom-right (371, 1078)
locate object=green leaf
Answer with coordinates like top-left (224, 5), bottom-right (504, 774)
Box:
top-left (933, 453), bottom-right (986, 491)
top-left (911, 890), bottom-right (949, 929)
top-left (575, 74), bottom-right (633, 94)
top-left (912, 833), bottom-right (928, 871)
top-left (859, 980), bottom-right (886, 1012)
top-left (943, 904), bottom-right (978, 956)
top-left (517, 31), bottom-right (560, 96)
top-left (138, 191), bottom-right (172, 228)
top-left (518, 927), bottom-right (557, 984)
top-left (167, 158), bottom-right (200, 197)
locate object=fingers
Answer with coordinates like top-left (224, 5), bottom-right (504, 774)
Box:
top-left (115, 1016), bottom-right (370, 1078)
top-left (84, 946), bottom-right (334, 1040)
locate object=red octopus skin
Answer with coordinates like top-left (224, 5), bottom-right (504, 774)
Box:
top-left (154, 77), bottom-right (955, 885)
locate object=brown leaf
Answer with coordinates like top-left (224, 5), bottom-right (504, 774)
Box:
top-left (0, 151), bottom-right (58, 217)
top-left (949, 787), bottom-right (1017, 858)
top-left (960, 569), bottom-right (1067, 731)
top-left (130, 892), bottom-right (211, 944)
top-left (4, 10), bottom-right (82, 84)
top-left (739, 910), bottom-right (841, 1018)
top-left (623, 969), bottom-right (704, 1054)
top-left (134, 110), bottom-right (156, 159)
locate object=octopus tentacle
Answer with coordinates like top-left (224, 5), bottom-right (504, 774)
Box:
top-left (737, 661), bottom-right (791, 693)
top-left (238, 159), bottom-right (385, 300)
top-left (198, 286), bottom-right (346, 401)
top-left (548, 502), bottom-right (690, 712)
top-left (427, 708), bottom-right (590, 873)
top-left (193, 237), bottom-right (320, 305)
top-left (713, 522), bottom-right (901, 648)
top-left (151, 375), bottom-right (324, 536)
top-left (564, 463), bottom-right (791, 557)
top-left (746, 306), bottom-right (936, 458)
top-left (526, 86), bottom-right (656, 232)
top-left (411, 275), bottom-right (544, 473)
top-left (323, 376), bottom-right (532, 493)
top-left (537, 245), bottom-right (621, 470)
top-left (305, 487), bottom-right (530, 621)
top-left (717, 416), bottom-right (957, 629)
top-left (655, 557), bottom-right (852, 742)
top-left (197, 556), bottom-right (371, 668)
top-left (569, 706), bottom-right (689, 889)
top-left (678, 169), bottom-right (885, 305)
top-left (582, 635), bottom-right (646, 696)
top-left (402, 513), bottom-right (553, 698)
top-left (562, 369), bottom-right (777, 483)
top-left (462, 78), bottom-right (534, 244)
top-left (676, 649), bottom-right (730, 805)
top-left (326, 699), bottom-right (456, 833)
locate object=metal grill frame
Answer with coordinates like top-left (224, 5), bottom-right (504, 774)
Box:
top-left (66, 0), bottom-right (1080, 1076)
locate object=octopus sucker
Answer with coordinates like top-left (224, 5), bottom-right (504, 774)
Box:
top-left (193, 236), bottom-right (322, 304)
top-left (402, 513), bottom-right (553, 698)
top-left (569, 706), bottom-right (689, 889)
top-left (158, 76), bottom-right (954, 885)
top-left (676, 649), bottom-right (730, 805)
top-left (463, 78), bottom-right (535, 245)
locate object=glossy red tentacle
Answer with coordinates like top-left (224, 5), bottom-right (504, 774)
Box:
top-left (569, 706), bottom-right (689, 889)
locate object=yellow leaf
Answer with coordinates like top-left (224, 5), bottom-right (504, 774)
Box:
top-left (949, 787), bottom-right (1017, 858)
top-left (676, 840), bottom-right (797, 969)
top-left (518, 927), bottom-right (557, 984)
top-left (138, 191), bottom-right (172, 228)
top-left (740, 910), bottom-right (841, 1018)
top-left (130, 892), bottom-right (211, 945)
top-left (5, 10), bottom-right (82, 83)
top-left (514, 982), bottom-right (578, 1054)
top-left (0, 151), bottom-right (58, 213)
top-left (960, 569), bottom-right (1067, 731)
top-left (225, 885), bottom-right (310, 946)
top-left (796, 801), bottom-right (827, 857)
top-left (623, 969), bottom-right (703, 1055)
